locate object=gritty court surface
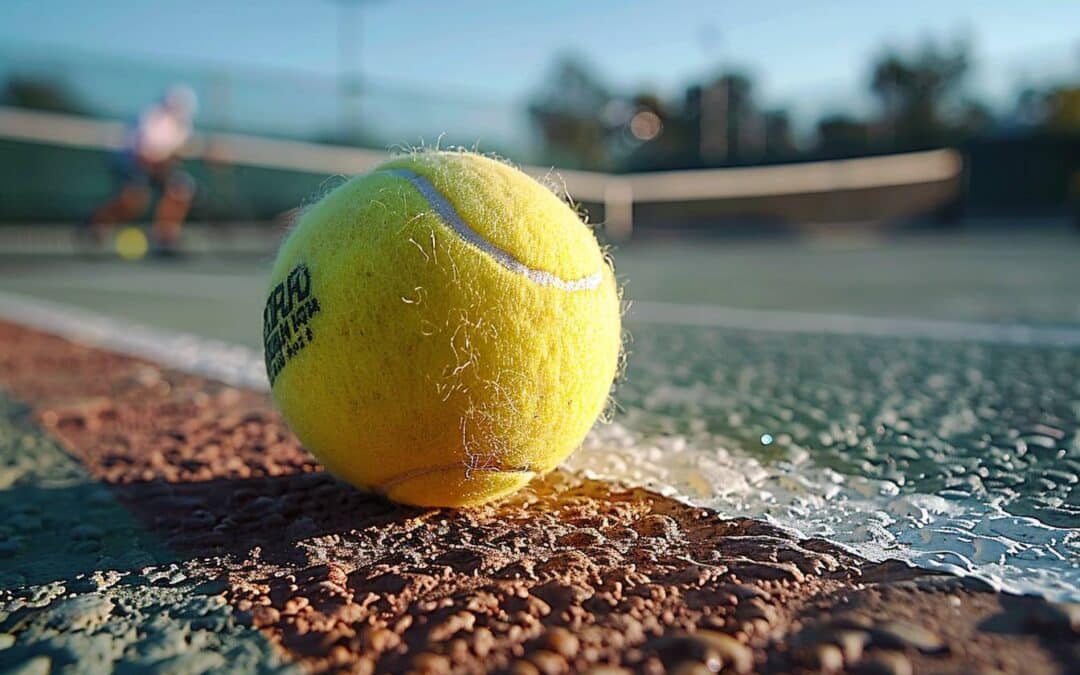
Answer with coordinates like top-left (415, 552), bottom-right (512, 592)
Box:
top-left (2, 320), bottom-right (1077, 674)
top-left (1, 229), bottom-right (1079, 672)
top-left (2, 231), bottom-right (1080, 576)
top-left (3, 229), bottom-right (1079, 512)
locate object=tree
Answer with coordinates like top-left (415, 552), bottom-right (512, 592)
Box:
top-left (870, 38), bottom-right (971, 148)
top-left (1, 75), bottom-right (85, 114)
top-left (694, 72), bottom-right (762, 164)
top-left (527, 55), bottom-right (614, 170)
top-left (817, 114), bottom-right (871, 157)
top-left (622, 92), bottom-right (696, 171)
top-left (1042, 87), bottom-right (1080, 132)
top-left (763, 110), bottom-right (796, 159)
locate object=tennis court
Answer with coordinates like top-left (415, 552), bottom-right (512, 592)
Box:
top-left (2, 4), bottom-right (1079, 671)
top-left (4, 227), bottom-right (1078, 602)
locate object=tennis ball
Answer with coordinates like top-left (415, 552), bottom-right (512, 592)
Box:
top-left (115, 226), bottom-right (148, 260)
top-left (263, 151), bottom-right (621, 507)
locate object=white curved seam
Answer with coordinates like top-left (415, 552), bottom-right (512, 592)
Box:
top-left (383, 168), bottom-right (603, 291)
top-left (374, 461), bottom-right (536, 493)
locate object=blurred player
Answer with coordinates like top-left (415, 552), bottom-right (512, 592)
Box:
top-left (85, 85), bottom-right (198, 254)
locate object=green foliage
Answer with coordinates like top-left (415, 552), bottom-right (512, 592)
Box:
top-left (868, 37), bottom-right (979, 148)
top-left (525, 34), bottom-right (1078, 171)
top-left (1, 75), bottom-right (85, 114)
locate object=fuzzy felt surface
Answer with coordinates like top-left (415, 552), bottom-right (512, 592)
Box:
top-left (265, 151), bottom-right (621, 507)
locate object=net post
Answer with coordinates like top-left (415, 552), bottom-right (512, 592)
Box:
top-left (604, 179), bottom-right (633, 241)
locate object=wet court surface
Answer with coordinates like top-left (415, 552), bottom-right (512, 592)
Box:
top-left (2, 232), bottom-right (1079, 600)
top-left (2, 321), bottom-right (1077, 673)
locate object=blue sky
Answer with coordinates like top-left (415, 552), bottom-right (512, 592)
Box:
top-left (2, 0), bottom-right (1077, 106)
top-left (1, 0), bottom-right (1077, 152)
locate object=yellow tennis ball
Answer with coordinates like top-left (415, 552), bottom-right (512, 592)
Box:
top-left (115, 226), bottom-right (148, 260)
top-left (263, 151), bottom-right (621, 507)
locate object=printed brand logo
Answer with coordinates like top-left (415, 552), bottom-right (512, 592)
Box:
top-left (263, 263), bottom-right (321, 385)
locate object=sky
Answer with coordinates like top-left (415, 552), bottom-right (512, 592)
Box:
top-left (2, 0), bottom-right (1077, 106)
top-left (1, 0), bottom-right (1077, 151)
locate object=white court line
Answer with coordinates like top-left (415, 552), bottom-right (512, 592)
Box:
top-left (4, 290), bottom-right (1077, 601)
top-left (628, 301), bottom-right (1080, 348)
top-left (2, 289), bottom-right (1078, 397)
top-left (0, 290), bottom-right (269, 392)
